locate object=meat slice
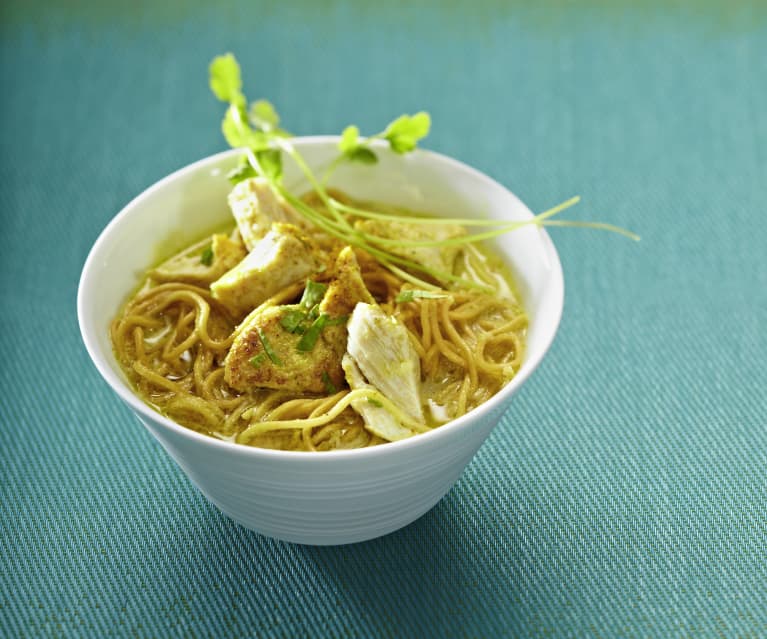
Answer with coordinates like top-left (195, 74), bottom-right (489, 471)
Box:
top-left (150, 234), bottom-right (245, 286)
top-left (342, 354), bottom-right (415, 441)
top-left (319, 247), bottom-right (375, 317)
top-left (211, 223), bottom-right (322, 317)
top-left (224, 304), bottom-right (347, 394)
top-left (228, 177), bottom-right (309, 250)
top-left (355, 219), bottom-right (465, 281)
top-left (345, 302), bottom-right (424, 422)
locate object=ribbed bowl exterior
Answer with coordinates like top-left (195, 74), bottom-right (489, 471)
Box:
top-left (138, 405), bottom-right (502, 544)
top-left (79, 139), bottom-right (563, 545)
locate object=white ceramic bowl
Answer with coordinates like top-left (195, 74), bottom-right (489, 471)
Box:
top-left (78, 138), bottom-right (563, 545)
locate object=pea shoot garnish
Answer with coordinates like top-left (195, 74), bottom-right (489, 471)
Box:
top-left (209, 53), bottom-right (638, 291)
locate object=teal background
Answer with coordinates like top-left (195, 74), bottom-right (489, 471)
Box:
top-left (1, 1), bottom-right (766, 637)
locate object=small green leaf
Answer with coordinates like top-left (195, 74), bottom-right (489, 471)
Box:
top-left (226, 157), bottom-right (258, 184)
top-left (395, 289), bottom-right (450, 303)
top-left (367, 397), bottom-right (383, 408)
top-left (337, 126), bottom-right (378, 165)
top-left (209, 53), bottom-right (244, 105)
top-left (383, 112), bottom-right (431, 154)
top-left (296, 314), bottom-right (327, 352)
top-left (257, 329), bottom-right (282, 365)
top-left (249, 352), bottom-right (267, 368)
top-left (300, 280), bottom-right (327, 311)
top-left (321, 370), bottom-right (337, 394)
top-left (346, 147), bottom-right (378, 165)
top-left (200, 245), bottom-right (214, 266)
top-left (339, 125), bottom-right (360, 153)
top-left (249, 99), bottom-right (280, 131)
top-left (256, 149), bottom-right (282, 181)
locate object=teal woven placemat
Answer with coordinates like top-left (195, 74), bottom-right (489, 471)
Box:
top-left (2, 2), bottom-right (765, 637)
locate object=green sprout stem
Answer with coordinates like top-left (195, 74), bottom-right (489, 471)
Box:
top-left (210, 53), bottom-right (638, 295)
top-left (541, 220), bottom-right (641, 241)
top-left (276, 139), bottom-right (352, 233)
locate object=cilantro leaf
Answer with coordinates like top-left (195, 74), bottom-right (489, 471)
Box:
top-left (296, 314), bottom-right (327, 352)
top-left (257, 329), bottom-right (282, 365)
top-left (249, 352), bottom-right (267, 368)
top-left (383, 112), bottom-right (431, 154)
top-left (280, 309), bottom-right (307, 333)
top-left (300, 280), bottom-right (327, 310)
top-left (209, 53), bottom-right (244, 106)
top-left (321, 370), bottom-right (337, 394)
top-left (324, 315), bottom-right (349, 326)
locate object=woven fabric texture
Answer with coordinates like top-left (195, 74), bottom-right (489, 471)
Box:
top-left (1, 2), bottom-right (765, 637)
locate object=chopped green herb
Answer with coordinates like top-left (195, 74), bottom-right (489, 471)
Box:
top-left (324, 315), bottom-right (349, 327)
top-left (300, 280), bottom-right (327, 310)
top-left (280, 309), bottom-right (307, 333)
top-left (249, 352), bottom-right (267, 368)
top-left (321, 371), bottom-right (337, 394)
top-left (395, 289), bottom-right (450, 303)
top-left (257, 328), bottom-right (282, 365)
top-left (282, 307), bottom-right (345, 341)
top-left (367, 398), bottom-right (383, 408)
top-left (200, 245), bottom-right (214, 266)
top-left (296, 314), bottom-right (327, 352)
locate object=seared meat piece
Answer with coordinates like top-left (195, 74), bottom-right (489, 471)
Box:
top-left (224, 246), bottom-right (375, 394)
top-left (211, 223), bottom-right (322, 317)
top-left (225, 304), bottom-right (347, 394)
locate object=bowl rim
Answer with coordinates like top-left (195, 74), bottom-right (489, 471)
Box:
top-left (77, 137), bottom-right (564, 462)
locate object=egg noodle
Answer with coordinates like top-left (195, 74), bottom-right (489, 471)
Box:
top-left (111, 203), bottom-right (527, 451)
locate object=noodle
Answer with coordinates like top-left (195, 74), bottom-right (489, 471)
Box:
top-left (111, 193), bottom-right (528, 451)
